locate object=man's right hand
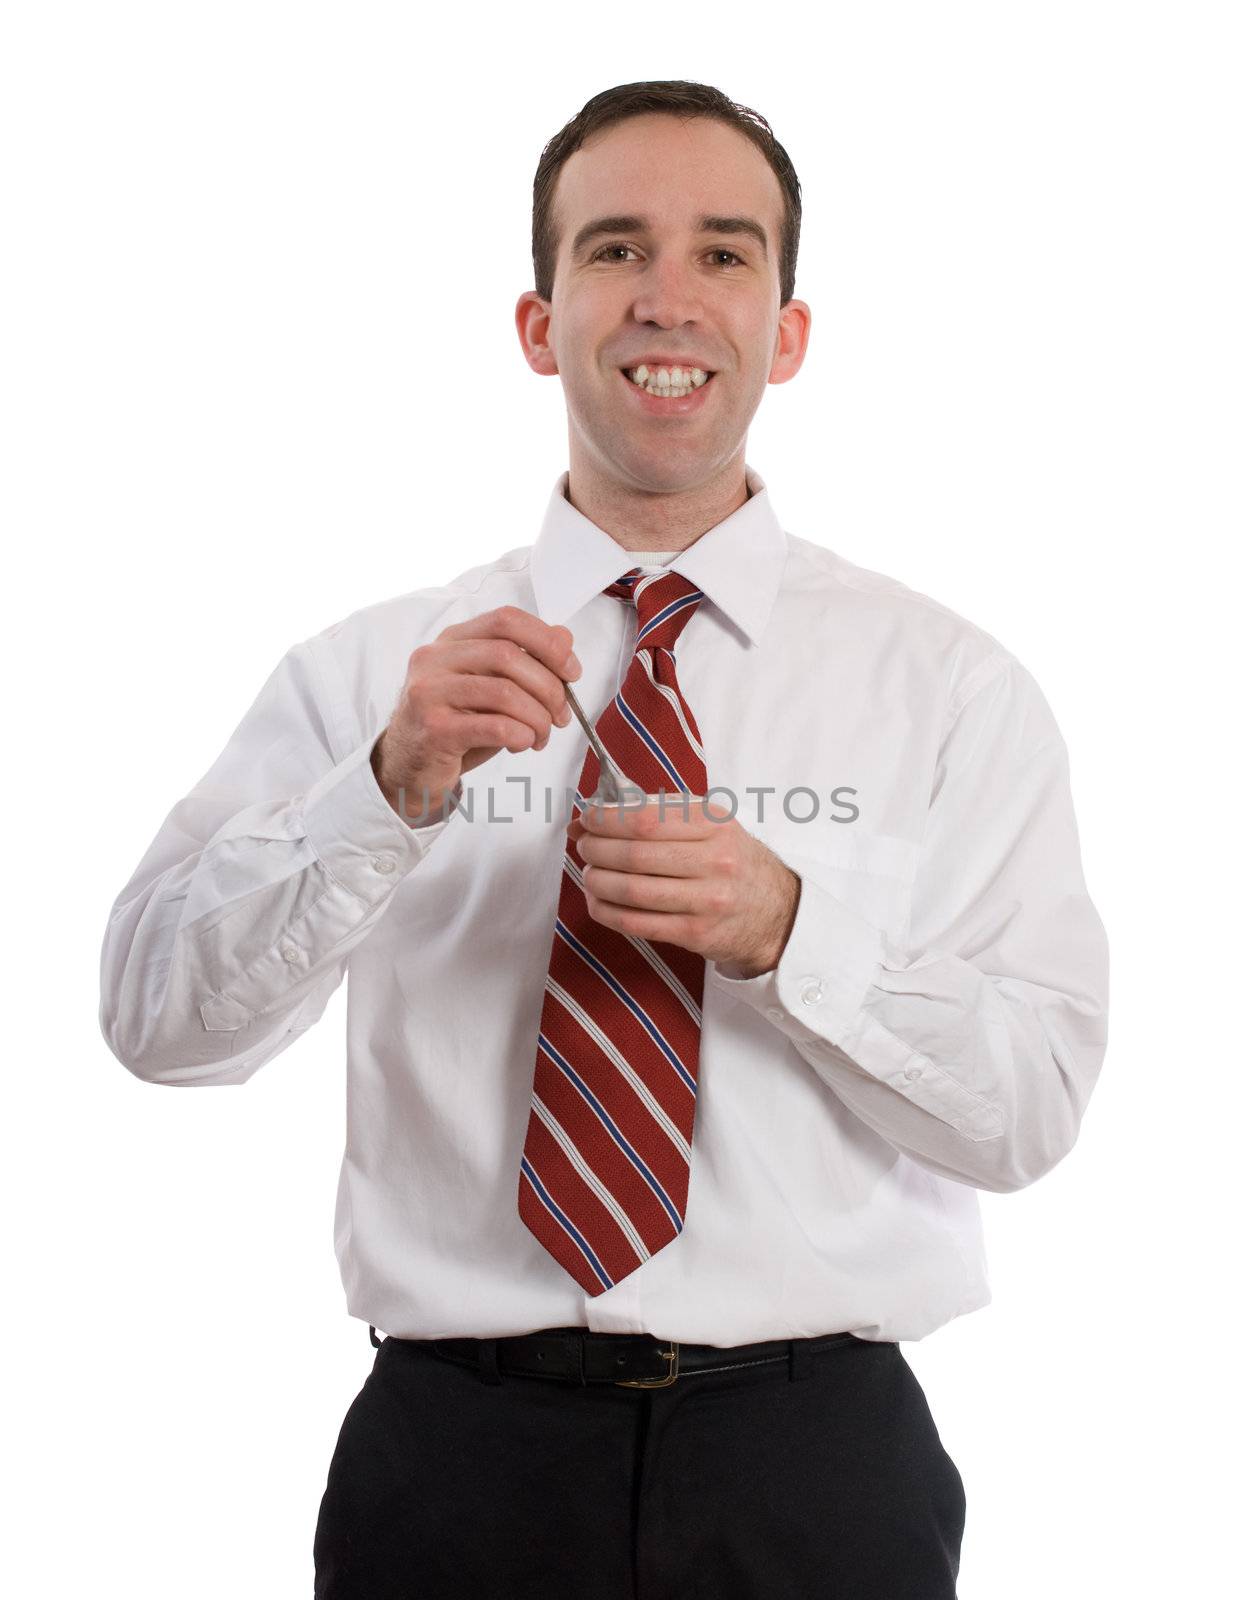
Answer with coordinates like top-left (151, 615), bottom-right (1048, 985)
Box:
top-left (371, 605), bottom-right (583, 823)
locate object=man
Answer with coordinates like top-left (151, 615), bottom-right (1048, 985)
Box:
top-left (100, 79), bottom-right (1110, 1599)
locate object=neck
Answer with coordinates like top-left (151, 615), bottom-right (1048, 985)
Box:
top-left (564, 455), bottom-right (751, 552)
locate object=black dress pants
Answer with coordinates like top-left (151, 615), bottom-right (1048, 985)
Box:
top-left (313, 1325), bottom-right (966, 1599)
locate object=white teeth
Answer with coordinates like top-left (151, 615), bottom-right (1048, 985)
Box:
top-left (626, 364), bottom-right (710, 397)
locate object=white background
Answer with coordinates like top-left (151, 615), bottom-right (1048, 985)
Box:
top-left (4, 2), bottom-right (1246, 1594)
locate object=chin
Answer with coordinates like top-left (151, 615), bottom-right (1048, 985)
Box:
top-left (621, 456), bottom-right (717, 493)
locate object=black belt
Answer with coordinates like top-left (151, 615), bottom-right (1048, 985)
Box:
top-left (372, 1324), bottom-right (872, 1388)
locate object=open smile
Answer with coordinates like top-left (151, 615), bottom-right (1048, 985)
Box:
top-left (618, 367), bottom-right (717, 417)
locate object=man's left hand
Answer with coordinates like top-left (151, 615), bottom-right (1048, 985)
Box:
top-left (568, 796), bottom-right (800, 978)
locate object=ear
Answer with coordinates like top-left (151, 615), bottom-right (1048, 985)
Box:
top-left (768, 298), bottom-right (812, 385)
top-left (516, 290), bottom-right (559, 377)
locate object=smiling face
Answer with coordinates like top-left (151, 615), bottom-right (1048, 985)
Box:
top-left (516, 113), bottom-right (810, 511)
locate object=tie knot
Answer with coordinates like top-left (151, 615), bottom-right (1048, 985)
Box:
top-left (604, 567), bottom-right (705, 652)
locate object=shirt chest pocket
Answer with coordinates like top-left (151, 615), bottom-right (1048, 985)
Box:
top-left (749, 820), bottom-right (918, 946)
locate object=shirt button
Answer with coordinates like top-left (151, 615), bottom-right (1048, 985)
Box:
top-left (280, 942), bottom-right (300, 965)
top-left (372, 853), bottom-right (397, 874)
top-left (800, 981), bottom-right (825, 1006)
top-left (766, 1006), bottom-right (785, 1023)
top-left (904, 1063), bottom-right (922, 1082)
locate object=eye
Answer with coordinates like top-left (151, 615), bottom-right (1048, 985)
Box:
top-left (590, 243), bottom-right (745, 269)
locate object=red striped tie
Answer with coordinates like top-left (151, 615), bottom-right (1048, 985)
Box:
top-left (518, 568), bottom-right (708, 1295)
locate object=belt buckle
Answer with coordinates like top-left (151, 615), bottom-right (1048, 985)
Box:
top-left (614, 1340), bottom-right (680, 1388)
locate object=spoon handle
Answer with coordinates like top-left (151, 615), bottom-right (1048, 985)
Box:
top-left (564, 681), bottom-right (624, 803)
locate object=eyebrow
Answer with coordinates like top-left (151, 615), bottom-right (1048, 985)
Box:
top-left (570, 213), bottom-right (770, 261)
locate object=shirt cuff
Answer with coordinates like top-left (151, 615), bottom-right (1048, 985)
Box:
top-left (708, 871), bottom-right (885, 1047)
top-left (300, 733), bottom-right (456, 902)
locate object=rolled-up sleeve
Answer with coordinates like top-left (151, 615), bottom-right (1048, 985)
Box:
top-left (710, 652), bottom-right (1110, 1193)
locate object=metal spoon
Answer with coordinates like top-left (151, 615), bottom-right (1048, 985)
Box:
top-left (563, 681), bottom-right (637, 806)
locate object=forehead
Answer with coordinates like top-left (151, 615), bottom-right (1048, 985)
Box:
top-left (553, 114), bottom-right (782, 247)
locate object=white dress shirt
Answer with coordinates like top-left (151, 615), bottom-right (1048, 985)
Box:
top-left (99, 465), bottom-right (1110, 1345)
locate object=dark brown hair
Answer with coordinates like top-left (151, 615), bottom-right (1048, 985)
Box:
top-left (532, 80), bottom-right (802, 308)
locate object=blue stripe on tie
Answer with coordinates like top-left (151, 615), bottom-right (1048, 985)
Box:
top-left (555, 919), bottom-right (698, 1096)
top-left (560, 856), bottom-right (704, 1029)
top-left (537, 1033), bottom-right (683, 1232)
top-left (636, 590), bottom-right (702, 645)
top-left (519, 1154), bottom-right (615, 1291)
top-left (614, 688), bottom-right (687, 790)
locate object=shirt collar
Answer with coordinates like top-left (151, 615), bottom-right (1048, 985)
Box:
top-left (529, 464), bottom-right (787, 647)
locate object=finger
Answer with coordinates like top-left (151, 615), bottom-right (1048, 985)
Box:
top-left (573, 833), bottom-right (706, 879)
top-left (440, 706), bottom-right (548, 754)
top-left (442, 605), bottom-right (582, 695)
top-left (437, 639), bottom-right (575, 731)
top-left (583, 866), bottom-right (703, 914)
top-left (584, 894), bottom-right (697, 947)
top-left (578, 795), bottom-right (720, 838)
top-left (437, 670), bottom-right (568, 747)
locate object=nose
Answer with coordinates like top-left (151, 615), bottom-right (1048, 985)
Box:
top-left (628, 254), bottom-right (705, 331)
